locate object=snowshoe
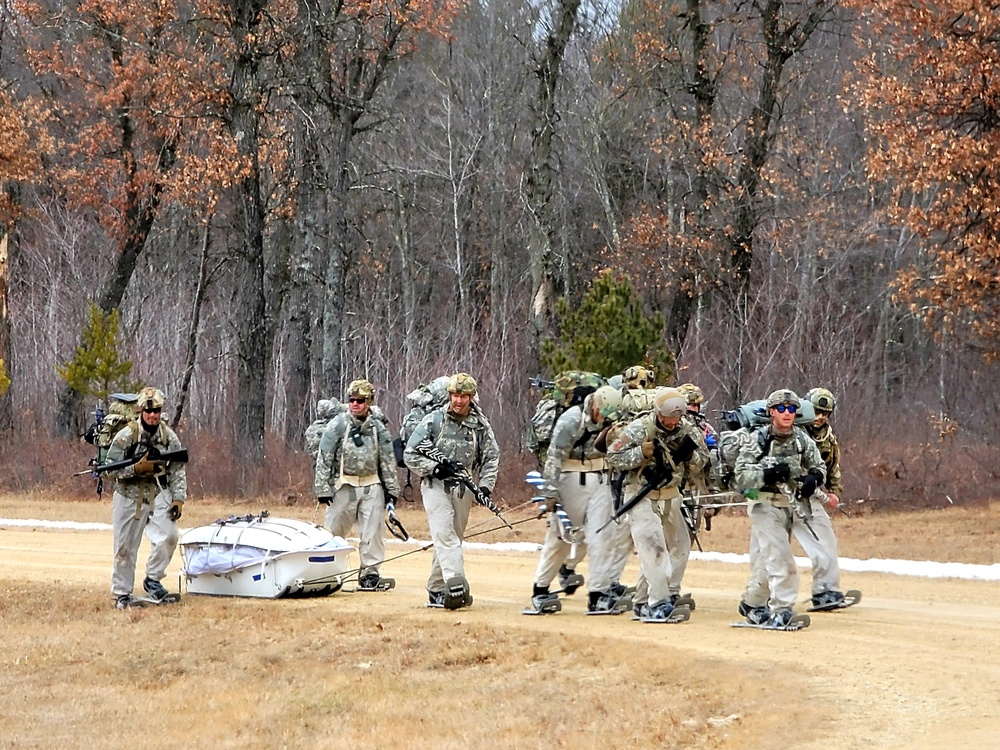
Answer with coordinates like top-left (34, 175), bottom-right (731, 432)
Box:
top-left (358, 574), bottom-right (396, 592)
top-left (114, 594), bottom-right (149, 610)
top-left (586, 591), bottom-right (630, 616)
top-left (808, 588), bottom-right (861, 612)
top-left (671, 592), bottom-right (696, 611)
top-left (558, 565), bottom-right (584, 595)
top-left (638, 600), bottom-right (691, 624)
top-left (522, 592), bottom-right (562, 616)
top-left (444, 575), bottom-right (473, 610)
top-left (426, 590), bottom-right (445, 608)
top-left (731, 610), bottom-right (810, 631)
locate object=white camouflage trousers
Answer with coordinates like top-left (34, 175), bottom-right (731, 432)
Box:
top-left (111, 487), bottom-right (178, 597)
top-left (533, 472), bottom-right (623, 593)
top-left (633, 497), bottom-right (691, 605)
top-left (324, 483), bottom-right (386, 579)
top-left (582, 480), bottom-right (632, 594)
top-left (421, 478), bottom-right (473, 594)
top-left (742, 502), bottom-right (799, 611)
top-left (743, 496), bottom-right (841, 597)
top-left (626, 494), bottom-right (673, 606)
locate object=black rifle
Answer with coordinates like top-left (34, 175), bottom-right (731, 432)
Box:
top-left (528, 376), bottom-right (555, 391)
top-left (793, 483), bottom-right (820, 541)
top-left (76, 446), bottom-right (189, 476)
top-left (597, 461), bottom-right (672, 533)
top-left (412, 438), bottom-right (513, 530)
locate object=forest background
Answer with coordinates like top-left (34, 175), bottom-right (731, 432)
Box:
top-left (0, 0), bottom-right (998, 508)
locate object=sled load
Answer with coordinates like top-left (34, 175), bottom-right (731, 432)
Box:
top-left (180, 512), bottom-right (355, 598)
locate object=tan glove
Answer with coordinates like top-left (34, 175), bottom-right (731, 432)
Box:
top-left (641, 441), bottom-right (655, 460)
top-left (167, 500), bottom-right (184, 522)
top-left (133, 455), bottom-right (156, 477)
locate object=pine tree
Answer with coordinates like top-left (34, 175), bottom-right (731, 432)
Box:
top-left (541, 269), bottom-right (673, 380)
top-left (56, 305), bottom-right (135, 400)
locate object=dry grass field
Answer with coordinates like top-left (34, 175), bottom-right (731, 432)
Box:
top-left (2, 493), bottom-right (999, 750)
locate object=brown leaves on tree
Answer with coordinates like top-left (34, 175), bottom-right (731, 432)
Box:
top-left (847, 0), bottom-right (1000, 359)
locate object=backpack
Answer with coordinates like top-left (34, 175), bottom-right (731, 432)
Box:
top-left (525, 371), bottom-right (604, 462)
top-left (722, 399), bottom-right (816, 430)
top-left (84, 393), bottom-right (139, 464)
top-left (400, 376), bottom-right (451, 446)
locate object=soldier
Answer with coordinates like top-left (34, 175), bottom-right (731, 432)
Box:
top-left (734, 389), bottom-right (826, 628)
top-left (800, 387), bottom-right (849, 609)
top-left (106, 387), bottom-right (187, 609)
top-left (403, 373), bottom-right (500, 610)
top-left (677, 383), bottom-right (720, 449)
top-left (304, 398), bottom-right (339, 459)
top-left (606, 387), bottom-right (709, 622)
top-left (524, 385), bottom-right (624, 615)
top-left (314, 379), bottom-right (401, 592)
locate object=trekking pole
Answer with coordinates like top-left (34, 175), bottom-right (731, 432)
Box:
top-left (310, 512), bottom-right (541, 587)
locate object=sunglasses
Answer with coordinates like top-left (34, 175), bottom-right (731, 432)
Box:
top-left (348, 397), bottom-right (368, 404)
top-left (143, 407), bottom-right (162, 414)
top-left (773, 404), bottom-right (797, 414)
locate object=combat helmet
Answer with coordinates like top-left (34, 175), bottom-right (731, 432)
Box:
top-left (654, 387), bottom-right (687, 418)
top-left (135, 387), bottom-right (165, 413)
top-left (765, 389), bottom-right (801, 409)
top-left (448, 372), bottom-right (478, 395)
top-left (591, 385), bottom-right (623, 423)
top-left (677, 383), bottom-right (704, 406)
top-left (623, 365), bottom-right (654, 389)
top-left (805, 387), bottom-right (836, 413)
top-left (347, 379), bottom-right (375, 402)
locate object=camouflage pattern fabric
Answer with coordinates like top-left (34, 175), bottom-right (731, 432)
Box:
top-left (733, 425), bottom-right (825, 497)
top-left (314, 412), bottom-right (402, 498)
top-left (806, 421), bottom-right (843, 494)
top-left (605, 412), bottom-right (710, 491)
top-left (403, 403), bottom-right (500, 491)
top-left (401, 376), bottom-right (450, 444)
top-left (540, 401), bottom-right (606, 501)
top-left (551, 371), bottom-right (604, 408)
top-left (106, 421), bottom-right (187, 505)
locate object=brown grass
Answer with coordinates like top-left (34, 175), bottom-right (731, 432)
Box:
top-left (0, 580), bottom-right (808, 750)
top-left (3, 493), bottom-right (999, 749)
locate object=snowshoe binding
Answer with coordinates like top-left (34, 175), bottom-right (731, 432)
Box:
top-left (522, 592), bottom-right (562, 616)
top-left (137, 578), bottom-right (181, 605)
top-left (557, 565), bottom-right (584, 595)
top-left (808, 588), bottom-right (861, 612)
top-left (587, 590), bottom-right (630, 616)
top-left (731, 608), bottom-right (810, 631)
top-left (638, 599), bottom-right (691, 624)
top-left (358, 574), bottom-right (396, 592)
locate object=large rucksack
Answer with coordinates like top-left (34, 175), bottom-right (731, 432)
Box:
top-left (84, 393), bottom-right (140, 464)
top-left (524, 371), bottom-right (604, 463)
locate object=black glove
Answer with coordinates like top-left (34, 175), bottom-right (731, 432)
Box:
top-left (385, 494), bottom-right (398, 507)
top-left (798, 468), bottom-right (824, 498)
top-left (762, 462), bottom-right (791, 485)
top-left (671, 435), bottom-right (699, 464)
top-left (432, 459), bottom-right (462, 479)
top-left (480, 487), bottom-right (491, 499)
top-left (317, 496), bottom-right (333, 506)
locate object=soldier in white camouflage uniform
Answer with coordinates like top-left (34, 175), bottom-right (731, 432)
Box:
top-left (106, 387), bottom-right (187, 609)
top-left (304, 398), bottom-right (339, 458)
top-left (524, 385), bottom-right (624, 615)
top-left (403, 372), bottom-right (499, 610)
top-left (606, 387), bottom-right (710, 622)
top-left (735, 389), bottom-right (826, 627)
top-left (314, 379), bottom-right (401, 591)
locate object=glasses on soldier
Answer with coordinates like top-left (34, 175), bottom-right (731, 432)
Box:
top-left (143, 407), bottom-right (162, 414)
top-left (348, 397), bottom-right (368, 404)
top-left (773, 404), bottom-right (797, 414)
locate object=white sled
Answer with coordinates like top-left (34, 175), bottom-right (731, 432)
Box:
top-left (180, 514), bottom-right (355, 599)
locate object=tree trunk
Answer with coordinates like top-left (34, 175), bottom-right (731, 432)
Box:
top-left (228, 0), bottom-right (269, 462)
top-left (526, 0), bottom-right (582, 354)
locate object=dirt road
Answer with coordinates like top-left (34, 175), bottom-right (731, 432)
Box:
top-left (2, 512), bottom-right (998, 749)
